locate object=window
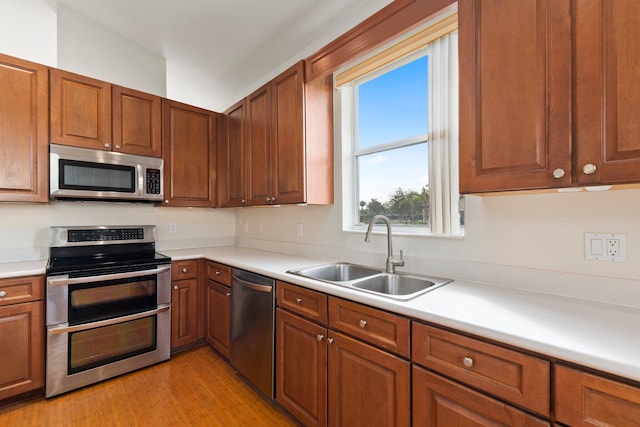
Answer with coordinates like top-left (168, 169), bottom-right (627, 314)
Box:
top-left (337, 12), bottom-right (462, 236)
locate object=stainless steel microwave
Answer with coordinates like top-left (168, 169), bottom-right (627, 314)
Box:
top-left (50, 144), bottom-right (164, 202)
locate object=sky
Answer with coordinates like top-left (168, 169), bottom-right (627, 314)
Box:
top-left (357, 55), bottom-right (429, 204)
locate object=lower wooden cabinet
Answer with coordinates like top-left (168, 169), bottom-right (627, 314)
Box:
top-left (554, 365), bottom-right (640, 427)
top-left (171, 277), bottom-right (199, 350)
top-left (413, 366), bottom-right (548, 426)
top-left (205, 280), bottom-right (231, 358)
top-left (276, 282), bottom-right (410, 427)
top-left (328, 331), bottom-right (410, 427)
top-left (0, 276), bottom-right (45, 401)
top-left (276, 308), bottom-right (327, 427)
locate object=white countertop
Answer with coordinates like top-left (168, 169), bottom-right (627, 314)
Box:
top-left (4, 246), bottom-right (639, 383)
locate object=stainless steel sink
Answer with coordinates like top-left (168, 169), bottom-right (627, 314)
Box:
top-left (288, 262), bottom-right (382, 282)
top-left (287, 262), bottom-right (452, 301)
top-left (351, 273), bottom-right (451, 300)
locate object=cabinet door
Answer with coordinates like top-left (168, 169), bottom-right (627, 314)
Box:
top-left (458, 0), bottom-right (572, 193)
top-left (219, 99), bottom-right (247, 207)
top-left (0, 301), bottom-right (44, 400)
top-left (271, 62), bottom-right (306, 204)
top-left (50, 69), bottom-right (112, 151)
top-left (575, 0), bottom-right (640, 185)
top-left (162, 99), bottom-right (217, 207)
top-left (276, 309), bottom-right (327, 427)
top-left (328, 331), bottom-right (410, 427)
top-left (247, 84), bottom-right (273, 205)
top-left (0, 54), bottom-right (49, 203)
top-left (205, 280), bottom-right (231, 358)
top-left (413, 366), bottom-right (549, 427)
top-left (555, 365), bottom-right (640, 427)
top-left (171, 278), bottom-right (199, 350)
top-left (112, 85), bottom-right (162, 157)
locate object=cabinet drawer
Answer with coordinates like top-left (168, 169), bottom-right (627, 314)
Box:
top-left (413, 365), bottom-right (549, 427)
top-left (0, 275), bottom-right (45, 306)
top-left (328, 297), bottom-right (409, 357)
top-left (171, 259), bottom-right (199, 280)
top-left (555, 365), bottom-right (640, 426)
top-left (277, 281), bottom-right (327, 324)
top-left (412, 322), bottom-right (550, 416)
top-left (206, 261), bottom-right (231, 285)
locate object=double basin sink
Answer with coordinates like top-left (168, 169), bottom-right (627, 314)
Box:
top-left (287, 262), bottom-right (452, 301)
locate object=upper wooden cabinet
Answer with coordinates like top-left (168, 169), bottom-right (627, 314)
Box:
top-left (163, 99), bottom-right (218, 207)
top-left (219, 61), bottom-right (333, 207)
top-left (459, 0), bottom-right (572, 193)
top-left (50, 69), bottom-right (162, 157)
top-left (0, 54), bottom-right (49, 203)
top-left (459, 0), bottom-right (640, 193)
top-left (574, 0), bottom-right (640, 186)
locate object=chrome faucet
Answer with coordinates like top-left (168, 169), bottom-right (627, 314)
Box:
top-left (364, 214), bottom-right (404, 274)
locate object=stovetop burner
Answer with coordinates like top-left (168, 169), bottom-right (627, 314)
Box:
top-left (46, 225), bottom-right (171, 276)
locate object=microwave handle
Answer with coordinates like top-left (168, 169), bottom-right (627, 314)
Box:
top-left (47, 265), bottom-right (171, 286)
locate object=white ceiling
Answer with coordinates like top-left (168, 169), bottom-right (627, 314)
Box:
top-left (56, 0), bottom-right (393, 110)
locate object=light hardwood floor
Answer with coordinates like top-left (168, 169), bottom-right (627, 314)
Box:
top-left (0, 346), bottom-right (297, 426)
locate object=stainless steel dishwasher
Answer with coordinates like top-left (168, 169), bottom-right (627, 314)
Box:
top-left (230, 268), bottom-right (275, 399)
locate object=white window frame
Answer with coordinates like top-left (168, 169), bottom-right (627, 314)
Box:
top-left (338, 17), bottom-right (461, 237)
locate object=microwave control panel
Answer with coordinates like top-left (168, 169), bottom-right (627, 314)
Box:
top-left (146, 169), bottom-right (162, 194)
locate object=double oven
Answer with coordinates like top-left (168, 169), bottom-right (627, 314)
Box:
top-left (45, 225), bottom-right (171, 398)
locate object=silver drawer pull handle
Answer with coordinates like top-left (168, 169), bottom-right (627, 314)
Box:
top-left (359, 319), bottom-right (367, 328)
top-left (317, 334), bottom-right (324, 341)
top-left (295, 298), bottom-right (302, 304)
top-left (0, 290), bottom-right (6, 297)
top-left (463, 357), bottom-right (474, 368)
top-left (215, 271), bottom-right (221, 275)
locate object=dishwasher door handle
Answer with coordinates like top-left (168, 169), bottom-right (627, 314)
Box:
top-left (232, 275), bottom-right (273, 293)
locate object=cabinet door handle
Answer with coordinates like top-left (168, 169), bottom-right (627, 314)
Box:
top-left (552, 168), bottom-right (565, 179)
top-left (226, 292), bottom-right (231, 297)
top-left (327, 338), bottom-right (334, 344)
top-left (463, 357), bottom-right (474, 368)
top-left (173, 285), bottom-right (179, 290)
top-left (295, 298), bottom-right (302, 304)
top-left (215, 271), bottom-right (221, 275)
top-left (115, 144), bottom-right (121, 149)
top-left (359, 319), bottom-right (367, 328)
top-left (104, 143), bottom-right (110, 148)
top-left (181, 267), bottom-right (188, 273)
top-left (582, 163), bottom-right (597, 175)
top-left (0, 290), bottom-right (6, 297)
top-left (317, 334), bottom-right (324, 341)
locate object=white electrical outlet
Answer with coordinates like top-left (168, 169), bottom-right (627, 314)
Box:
top-left (296, 223), bottom-right (303, 240)
top-left (169, 223), bottom-right (177, 233)
top-left (585, 233), bottom-right (626, 262)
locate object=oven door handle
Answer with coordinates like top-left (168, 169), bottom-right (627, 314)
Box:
top-left (48, 303), bottom-right (170, 335)
top-left (47, 265), bottom-right (171, 286)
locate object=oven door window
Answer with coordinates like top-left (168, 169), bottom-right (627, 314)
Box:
top-left (59, 159), bottom-right (136, 193)
top-left (69, 275), bottom-right (157, 325)
top-left (69, 316), bottom-right (157, 374)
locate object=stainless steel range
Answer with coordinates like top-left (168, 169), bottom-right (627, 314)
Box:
top-left (45, 225), bottom-right (171, 398)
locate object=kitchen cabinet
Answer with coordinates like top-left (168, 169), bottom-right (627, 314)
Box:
top-left (412, 322), bottom-right (550, 417)
top-left (218, 99), bottom-right (247, 207)
top-left (0, 275), bottom-right (45, 401)
top-left (163, 99), bottom-right (218, 207)
top-left (276, 282), bottom-right (410, 427)
top-left (459, 0), bottom-right (640, 193)
top-left (219, 61), bottom-right (333, 206)
top-left (171, 260), bottom-right (203, 352)
top-left (0, 54), bottom-right (49, 203)
top-left (555, 364), bottom-right (640, 427)
top-left (50, 69), bottom-right (163, 157)
top-left (458, 0), bottom-right (572, 193)
top-left (205, 261), bottom-right (231, 358)
top-left (574, 0), bottom-right (640, 185)
top-left (413, 366), bottom-right (549, 426)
